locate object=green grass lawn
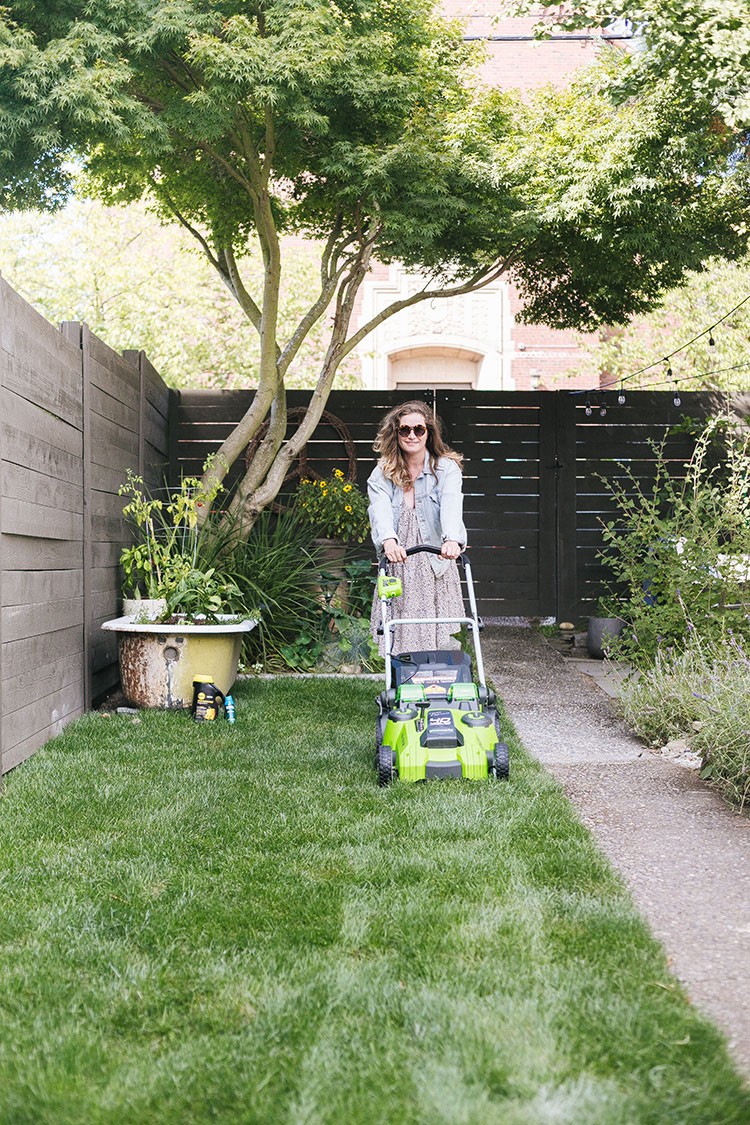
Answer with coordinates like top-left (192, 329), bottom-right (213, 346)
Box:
top-left (0, 678), bottom-right (747, 1125)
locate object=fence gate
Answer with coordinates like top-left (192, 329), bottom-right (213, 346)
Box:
top-left (173, 389), bottom-right (745, 622)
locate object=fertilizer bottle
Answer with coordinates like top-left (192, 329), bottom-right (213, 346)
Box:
top-left (192, 675), bottom-right (225, 722)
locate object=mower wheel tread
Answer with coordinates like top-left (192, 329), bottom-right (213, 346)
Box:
top-left (493, 741), bottom-right (510, 781)
top-left (377, 745), bottom-right (395, 787)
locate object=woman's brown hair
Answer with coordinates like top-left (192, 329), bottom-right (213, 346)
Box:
top-left (373, 400), bottom-right (463, 489)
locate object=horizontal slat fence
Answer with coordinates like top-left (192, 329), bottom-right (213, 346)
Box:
top-left (172, 388), bottom-right (750, 622)
top-left (3, 285), bottom-right (746, 779)
top-left (1, 278), bottom-right (170, 776)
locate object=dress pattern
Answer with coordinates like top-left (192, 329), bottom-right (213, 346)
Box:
top-left (370, 505), bottom-right (465, 655)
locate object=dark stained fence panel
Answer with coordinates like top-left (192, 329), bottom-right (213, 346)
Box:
top-left (173, 388), bottom-right (750, 624)
top-left (172, 390), bottom-right (549, 618)
top-left (570, 392), bottom-right (750, 615)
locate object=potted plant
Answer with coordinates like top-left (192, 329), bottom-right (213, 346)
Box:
top-left (117, 466), bottom-right (234, 620)
top-left (102, 466), bottom-right (257, 709)
top-left (294, 469), bottom-right (370, 548)
top-left (293, 469), bottom-right (370, 608)
top-left (587, 599), bottom-right (625, 659)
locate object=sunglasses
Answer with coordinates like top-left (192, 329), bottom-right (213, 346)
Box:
top-left (397, 424), bottom-right (427, 438)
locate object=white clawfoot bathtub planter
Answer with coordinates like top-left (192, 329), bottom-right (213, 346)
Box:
top-left (102, 615), bottom-right (258, 709)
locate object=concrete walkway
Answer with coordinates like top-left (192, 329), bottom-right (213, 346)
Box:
top-left (481, 625), bottom-right (750, 1080)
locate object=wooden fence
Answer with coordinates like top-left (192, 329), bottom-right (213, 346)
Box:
top-left (172, 388), bottom-right (750, 622)
top-left (2, 272), bottom-right (748, 777)
top-left (0, 278), bottom-right (170, 776)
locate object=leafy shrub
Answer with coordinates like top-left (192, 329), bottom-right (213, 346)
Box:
top-left (619, 645), bottom-right (710, 747)
top-left (277, 556), bottom-right (381, 673)
top-left (198, 510), bottom-right (380, 671)
top-left (118, 462), bottom-right (247, 620)
top-left (598, 418), bottom-right (750, 666)
top-left (619, 632), bottom-right (750, 810)
top-left (196, 508), bottom-right (325, 667)
top-left (164, 567), bottom-right (244, 621)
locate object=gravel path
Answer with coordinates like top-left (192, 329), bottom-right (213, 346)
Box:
top-left (481, 625), bottom-right (750, 1080)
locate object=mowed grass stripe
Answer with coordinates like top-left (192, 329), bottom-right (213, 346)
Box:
top-left (0, 678), bottom-right (747, 1125)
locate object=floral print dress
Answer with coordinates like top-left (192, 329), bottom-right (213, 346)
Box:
top-left (370, 505), bottom-right (465, 656)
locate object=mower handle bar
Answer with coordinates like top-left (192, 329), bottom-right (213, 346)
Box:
top-left (378, 544), bottom-right (468, 572)
top-left (377, 543), bottom-right (486, 691)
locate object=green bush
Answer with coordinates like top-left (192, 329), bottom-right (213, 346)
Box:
top-left (598, 418), bottom-right (750, 666)
top-left (197, 510), bottom-right (380, 672)
top-left (196, 507), bottom-right (325, 668)
top-left (619, 632), bottom-right (750, 810)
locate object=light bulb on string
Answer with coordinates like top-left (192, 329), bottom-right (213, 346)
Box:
top-left (709, 333), bottom-right (716, 347)
top-left (673, 383), bottom-right (681, 407)
top-left (584, 396), bottom-right (592, 417)
top-left (618, 383), bottom-right (626, 405)
top-left (599, 393), bottom-right (607, 417)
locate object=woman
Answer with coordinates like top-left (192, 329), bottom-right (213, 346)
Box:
top-left (368, 400), bottom-right (467, 654)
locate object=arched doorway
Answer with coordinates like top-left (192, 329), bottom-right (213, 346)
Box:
top-left (388, 345), bottom-right (483, 390)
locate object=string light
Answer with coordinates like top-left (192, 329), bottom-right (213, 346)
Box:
top-left (641, 359), bottom-right (750, 391)
top-left (599, 392), bottom-right (607, 417)
top-left (569, 291), bottom-right (750, 414)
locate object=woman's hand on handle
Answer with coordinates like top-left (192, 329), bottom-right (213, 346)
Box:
top-left (440, 539), bottom-right (461, 560)
top-left (383, 538), bottom-right (407, 564)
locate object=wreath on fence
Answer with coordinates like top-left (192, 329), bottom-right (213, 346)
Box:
top-left (243, 407), bottom-right (358, 484)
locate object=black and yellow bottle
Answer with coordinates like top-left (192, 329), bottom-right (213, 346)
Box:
top-left (192, 675), bottom-right (225, 722)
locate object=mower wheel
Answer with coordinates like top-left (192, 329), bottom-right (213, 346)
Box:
top-left (377, 745), bottom-right (396, 787)
top-left (493, 742), bottom-right (510, 781)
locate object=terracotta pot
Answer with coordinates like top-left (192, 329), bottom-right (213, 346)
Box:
top-left (312, 538), bottom-right (349, 611)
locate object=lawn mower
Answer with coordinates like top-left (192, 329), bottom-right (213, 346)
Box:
top-left (375, 545), bottom-right (510, 785)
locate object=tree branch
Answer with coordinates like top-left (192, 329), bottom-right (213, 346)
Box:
top-left (196, 139), bottom-right (258, 200)
top-left (155, 184), bottom-right (221, 271)
top-left (230, 380), bottom-right (288, 515)
top-left (199, 380), bottom-right (278, 505)
top-left (261, 104), bottom-right (275, 187)
top-left (159, 56), bottom-right (198, 95)
top-left (218, 246), bottom-right (263, 331)
top-left (241, 228), bottom-right (378, 514)
top-left (276, 252), bottom-right (352, 377)
top-left (338, 247), bottom-right (523, 360)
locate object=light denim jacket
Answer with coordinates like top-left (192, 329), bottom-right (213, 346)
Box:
top-left (367, 453), bottom-right (467, 576)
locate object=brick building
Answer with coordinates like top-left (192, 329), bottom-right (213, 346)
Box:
top-left (354, 6), bottom-right (610, 392)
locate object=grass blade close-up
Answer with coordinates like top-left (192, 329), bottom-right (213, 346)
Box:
top-left (0, 677), bottom-right (748, 1125)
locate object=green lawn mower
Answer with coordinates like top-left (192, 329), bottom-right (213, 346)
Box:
top-left (375, 545), bottom-right (510, 786)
